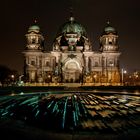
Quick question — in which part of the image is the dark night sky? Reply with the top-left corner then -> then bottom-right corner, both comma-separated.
0,0 -> 140,74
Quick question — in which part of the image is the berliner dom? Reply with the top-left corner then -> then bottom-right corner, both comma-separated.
23,17 -> 121,85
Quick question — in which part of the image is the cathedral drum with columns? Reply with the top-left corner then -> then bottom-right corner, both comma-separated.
23,16 -> 121,85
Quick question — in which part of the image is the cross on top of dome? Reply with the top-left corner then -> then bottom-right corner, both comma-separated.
28,19 -> 40,33
102,21 -> 117,35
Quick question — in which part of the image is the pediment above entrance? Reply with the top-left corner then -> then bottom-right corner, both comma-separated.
62,58 -> 82,72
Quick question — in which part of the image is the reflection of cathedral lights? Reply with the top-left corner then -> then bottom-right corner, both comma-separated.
23,17 -> 121,86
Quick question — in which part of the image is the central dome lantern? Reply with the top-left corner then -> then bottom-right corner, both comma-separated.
57,16 -> 87,37
53,16 -> 90,52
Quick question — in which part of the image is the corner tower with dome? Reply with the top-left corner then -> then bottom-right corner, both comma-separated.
23,17 -> 121,85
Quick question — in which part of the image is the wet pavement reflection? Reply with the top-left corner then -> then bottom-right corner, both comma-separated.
0,91 -> 140,134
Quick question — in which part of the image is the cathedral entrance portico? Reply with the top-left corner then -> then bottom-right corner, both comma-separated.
62,59 -> 82,83
63,70 -> 81,83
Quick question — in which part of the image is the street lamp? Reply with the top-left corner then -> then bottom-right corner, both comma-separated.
11,75 -> 14,79
121,68 -> 127,85
11,75 -> 15,86
93,74 -> 97,85
18,75 -> 24,86
48,75 -> 51,85
19,75 -> 24,81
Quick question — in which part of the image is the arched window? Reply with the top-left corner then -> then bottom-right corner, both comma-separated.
32,38 -> 36,44
31,36 -> 36,44
46,61 -> 50,67
95,62 -> 98,67
109,61 -> 114,66
39,60 -> 42,67
31,60 -> 35,66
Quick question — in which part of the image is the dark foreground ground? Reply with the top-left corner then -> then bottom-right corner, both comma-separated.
0,119 -> 140,140
0,86 -> 140,140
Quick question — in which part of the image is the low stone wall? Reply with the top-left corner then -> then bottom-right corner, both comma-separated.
0,85 -> 139,95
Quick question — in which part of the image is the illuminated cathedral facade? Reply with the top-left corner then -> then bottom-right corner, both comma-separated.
23,16 -> 121,85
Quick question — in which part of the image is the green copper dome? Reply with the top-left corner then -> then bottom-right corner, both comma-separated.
28,25 -> 40,33
103,21 -> 117,35
57,17 -> 87,36
104,26 -> 115,32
